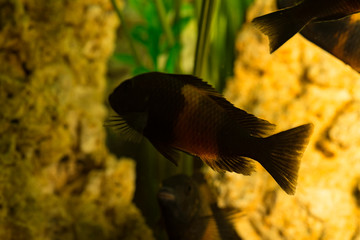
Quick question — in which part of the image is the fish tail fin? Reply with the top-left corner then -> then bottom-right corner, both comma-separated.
252,6 -> 310,53
257,123 -> 313,194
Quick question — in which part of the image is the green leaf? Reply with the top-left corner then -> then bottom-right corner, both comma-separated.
164,42 -> 181,73
163,0 -> 173,12
132,66 -> 151,75
172,16 -> 192,37
131,25 -> 149,46
147,26 -> 162,69
112,53 -> 136,65
128,0 -> 148,17
144,2 -> 161,29
180,2 -> 194,16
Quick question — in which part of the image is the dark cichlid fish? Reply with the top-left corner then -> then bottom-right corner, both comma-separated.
278,0 -> 360,72
252,0 -> 360,53
157,174 -> 241,240
108,72 -> 313,194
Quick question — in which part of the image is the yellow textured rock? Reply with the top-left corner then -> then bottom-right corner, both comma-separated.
0,0 -> 154,239
204,0 -> 360,239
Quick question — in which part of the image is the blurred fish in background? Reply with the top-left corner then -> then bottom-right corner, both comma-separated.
157,173 -> 242,240
252,0 -> 360,53
277,0 -> 360,73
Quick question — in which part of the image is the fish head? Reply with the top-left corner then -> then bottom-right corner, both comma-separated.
158,174 -> 201,224
107,77 -> 151,138
109,78 -> 150,116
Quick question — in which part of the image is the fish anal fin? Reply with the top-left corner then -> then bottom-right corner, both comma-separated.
204,156 -> 256,176
151,141 -> 181,166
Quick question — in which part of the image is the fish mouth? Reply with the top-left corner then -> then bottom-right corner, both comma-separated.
158,187 -> 176,201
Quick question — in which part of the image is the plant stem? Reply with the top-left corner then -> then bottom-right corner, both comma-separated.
154,0 -> 175,47
193,0 -> 216,77
110,0 -> 142,66
174,0 -> 181,36
174,0 -> 182,73
194,0 -> 202,20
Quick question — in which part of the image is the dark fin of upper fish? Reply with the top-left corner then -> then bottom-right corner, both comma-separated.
277,0 -> 360,73
104,115 -> 143,142
252,4 -> 311,53
151,141 -> 181,166
173,74 -> 275,137
277,0 -> 357,22
257,123 -> 313,194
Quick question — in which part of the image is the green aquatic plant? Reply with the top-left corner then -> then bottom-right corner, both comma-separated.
111,0 -> 193,74
110,0 -> 253,88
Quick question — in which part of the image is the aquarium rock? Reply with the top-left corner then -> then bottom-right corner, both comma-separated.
203,0 -> 360,239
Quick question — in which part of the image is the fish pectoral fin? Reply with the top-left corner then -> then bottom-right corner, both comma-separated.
104,115 -> 144,142
151,141 -> 181,166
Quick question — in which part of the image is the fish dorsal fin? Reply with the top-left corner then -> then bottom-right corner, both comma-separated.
173,74 -> 275,137
172,74 -> 222,97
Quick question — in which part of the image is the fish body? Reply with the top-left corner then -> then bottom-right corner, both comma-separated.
108,72 -> 313,194
278,0 -> 360,72
157,174 -> 241,240
252,0 -> 360,53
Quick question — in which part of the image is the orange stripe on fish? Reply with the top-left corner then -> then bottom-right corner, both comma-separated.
331,30 -> 350,62
172,84 -> 221,161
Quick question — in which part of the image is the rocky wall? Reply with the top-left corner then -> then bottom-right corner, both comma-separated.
204,0 -> 360,239
0,1 -> 153,239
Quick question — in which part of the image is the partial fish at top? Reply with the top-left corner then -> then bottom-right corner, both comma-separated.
276,0 -> 360,73
252,0 -> 360,53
